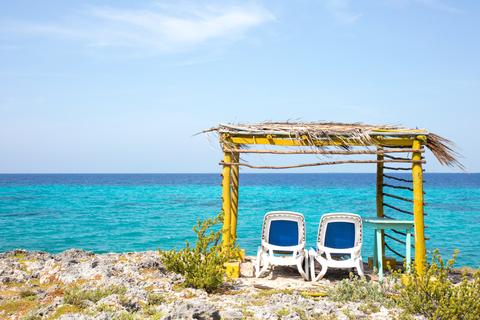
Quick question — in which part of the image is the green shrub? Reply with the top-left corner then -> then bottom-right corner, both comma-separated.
276,308 -> 290,317
49,304 -> 83,319
395,249 -> 480,320
96,303 -> 116,312
146,293 -> 165,305
328,273 -> 393,307
63,285 -> 126,308
19,289 -> 37,300
116,311 -> 136,320
160,212 -> 237,293
358,301 -> 380,314
341,308 -> 356,320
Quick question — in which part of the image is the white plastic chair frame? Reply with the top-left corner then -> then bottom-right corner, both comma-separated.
255,211 -> 309,280
309,213 -> 364,281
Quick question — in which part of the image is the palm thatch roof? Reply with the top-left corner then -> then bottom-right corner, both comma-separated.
204,122 -> 462,168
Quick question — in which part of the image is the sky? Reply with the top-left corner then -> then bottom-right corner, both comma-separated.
0,0 -> 478,173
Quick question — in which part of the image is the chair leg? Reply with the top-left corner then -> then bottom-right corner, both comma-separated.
310,257 -> 316,281
296,255 -> 308,280
304,250 -> 310,281
316,260 -> 328,280
255,249 -> 261,277
255,249 -> 269,278
356,258 -> 365,278
257,258 -> 270,278
309,250 -> 318,281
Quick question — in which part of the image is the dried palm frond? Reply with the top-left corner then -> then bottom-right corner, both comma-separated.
203,121 -> 462,169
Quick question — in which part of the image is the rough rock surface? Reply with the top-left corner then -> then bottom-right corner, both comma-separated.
0,249 -> 407,319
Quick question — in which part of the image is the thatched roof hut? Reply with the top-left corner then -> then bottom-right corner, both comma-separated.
204,122 -> 461,168
204,121 -> 462,277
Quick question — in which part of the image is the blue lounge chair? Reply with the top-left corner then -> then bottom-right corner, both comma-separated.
255,211 -> 309,280
309,213 -> 364,281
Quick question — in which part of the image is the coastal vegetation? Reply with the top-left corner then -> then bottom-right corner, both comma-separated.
327,275 -> 393,308
159,213 -> 480,319
318,250 -> 480,320
394,250 -> 480,320
153,214 -> 480,319
160,212 -> 240,293
63,285 -> 127,308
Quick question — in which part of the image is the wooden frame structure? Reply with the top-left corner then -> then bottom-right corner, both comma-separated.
205,122 -> 461,274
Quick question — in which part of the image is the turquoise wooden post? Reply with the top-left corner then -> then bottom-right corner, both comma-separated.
406,227 -> 412,273
376,228 -> 383,280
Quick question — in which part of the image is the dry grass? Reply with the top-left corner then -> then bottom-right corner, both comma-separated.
0,298 -> 38,318
49,304 -> 83,319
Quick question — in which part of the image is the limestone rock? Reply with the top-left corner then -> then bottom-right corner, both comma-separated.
163,300 -> 221,320
240,260 -> 255,278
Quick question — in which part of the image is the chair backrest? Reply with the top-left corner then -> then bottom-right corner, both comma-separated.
317,213 -> 362,249
262,211 -> 305,247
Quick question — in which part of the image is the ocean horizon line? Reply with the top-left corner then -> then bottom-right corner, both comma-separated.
0,172 -> 478,175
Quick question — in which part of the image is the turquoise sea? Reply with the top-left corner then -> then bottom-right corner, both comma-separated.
0,174 -> 479,267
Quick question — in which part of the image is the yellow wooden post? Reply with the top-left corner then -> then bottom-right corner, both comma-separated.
221,151 -> 232,248
230,152 -> 240,243
412,138 -> 426,274
376,147 -> 385,260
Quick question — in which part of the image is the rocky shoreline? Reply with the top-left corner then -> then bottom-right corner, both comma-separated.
0,249 -> 414,319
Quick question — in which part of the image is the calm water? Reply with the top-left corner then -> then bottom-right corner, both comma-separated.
0,174 -> 479,267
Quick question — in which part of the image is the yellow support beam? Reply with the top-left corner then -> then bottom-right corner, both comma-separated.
227,136 -> 415,148
376,147 -> 385,260
224,261 -> 240,278
412,139 -> 426,274
221,152 -> 232,248
230,152 -> 240,242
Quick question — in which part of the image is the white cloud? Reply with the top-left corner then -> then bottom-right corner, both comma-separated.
3,2 -> 275,54
324,0 -> 362,24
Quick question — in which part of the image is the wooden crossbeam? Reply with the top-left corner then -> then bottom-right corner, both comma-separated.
220,159 -> 425,170
223,148 -> 424,155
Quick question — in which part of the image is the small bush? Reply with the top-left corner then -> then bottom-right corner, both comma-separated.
276,308 -> 290,317
49,304 -> 83,319
394,249 -> 480,320
147,293 -> 166,305
328,273 -> 393,307
116,311 -> 136,320
358,301 -> 380,314
342,308 -> 356,320
96,303 -> 116,312
293,307 -> 307,320
119,293 -> 139,312
19,289 -> 37,300
160,212 -> 238,293
63,285 -> 126,308
143,308 -> 165,320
